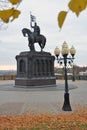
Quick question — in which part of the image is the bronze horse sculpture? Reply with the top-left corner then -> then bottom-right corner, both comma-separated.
22,28 -> 46,51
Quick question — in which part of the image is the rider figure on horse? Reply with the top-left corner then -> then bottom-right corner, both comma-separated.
22,13 -> 46,51
30,21 -> 40,37
30,13 -> 40,37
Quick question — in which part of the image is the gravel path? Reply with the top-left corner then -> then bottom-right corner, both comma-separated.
0,80 -> 87,115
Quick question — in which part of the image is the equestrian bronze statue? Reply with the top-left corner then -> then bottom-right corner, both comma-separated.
22,13 -> 46,51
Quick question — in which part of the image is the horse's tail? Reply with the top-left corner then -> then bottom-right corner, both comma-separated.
41,35 -> 46,48
22,28 -> 31,37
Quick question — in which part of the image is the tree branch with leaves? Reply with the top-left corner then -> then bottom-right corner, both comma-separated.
0,0 -> 22,27
58,0 -> 87,29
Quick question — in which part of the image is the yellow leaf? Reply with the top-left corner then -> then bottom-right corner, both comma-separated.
11,9 -> 21,21
57,11 -> 67,28
68,0 -> 87,16
84,0 -> 87,5
1,18 -> 9,23
0,8 -> 21,23
0,8 -> 14,23
9,0 -> 21,5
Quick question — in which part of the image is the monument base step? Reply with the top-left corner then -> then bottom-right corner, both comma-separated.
15,77 -> 56,87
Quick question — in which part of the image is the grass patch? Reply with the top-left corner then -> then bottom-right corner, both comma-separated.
1,123 -> 87,130
31,121 -> 81,130
80,124 -> 87,129
0,108 -> 87,130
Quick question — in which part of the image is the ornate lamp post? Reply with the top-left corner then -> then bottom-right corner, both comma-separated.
72,63 -> 75,81
54,41 -> 76,111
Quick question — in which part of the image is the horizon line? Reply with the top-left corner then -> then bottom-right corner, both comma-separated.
0,65 -> 16,70
0,64 -> 87,71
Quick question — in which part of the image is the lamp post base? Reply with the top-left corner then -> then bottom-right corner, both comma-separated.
62,93 -> 72,111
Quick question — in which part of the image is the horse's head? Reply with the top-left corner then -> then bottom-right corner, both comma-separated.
22,28 -> 31,37
22,29 -> 26,37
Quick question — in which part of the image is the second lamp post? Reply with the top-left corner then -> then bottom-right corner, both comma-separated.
54,41 -> 76,111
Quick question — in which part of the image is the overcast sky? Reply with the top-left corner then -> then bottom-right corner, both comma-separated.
0,0 -> 87,70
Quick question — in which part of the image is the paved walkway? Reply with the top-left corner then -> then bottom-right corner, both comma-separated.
0,80 -> 87,115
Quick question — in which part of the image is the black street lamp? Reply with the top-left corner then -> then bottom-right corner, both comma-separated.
54,41 -> 76,111
72,63 -> 75,81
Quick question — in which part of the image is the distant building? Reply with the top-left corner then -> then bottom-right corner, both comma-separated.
79,70 -> 87,76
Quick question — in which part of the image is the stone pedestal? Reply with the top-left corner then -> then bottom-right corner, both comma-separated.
15,51 -> 56,87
